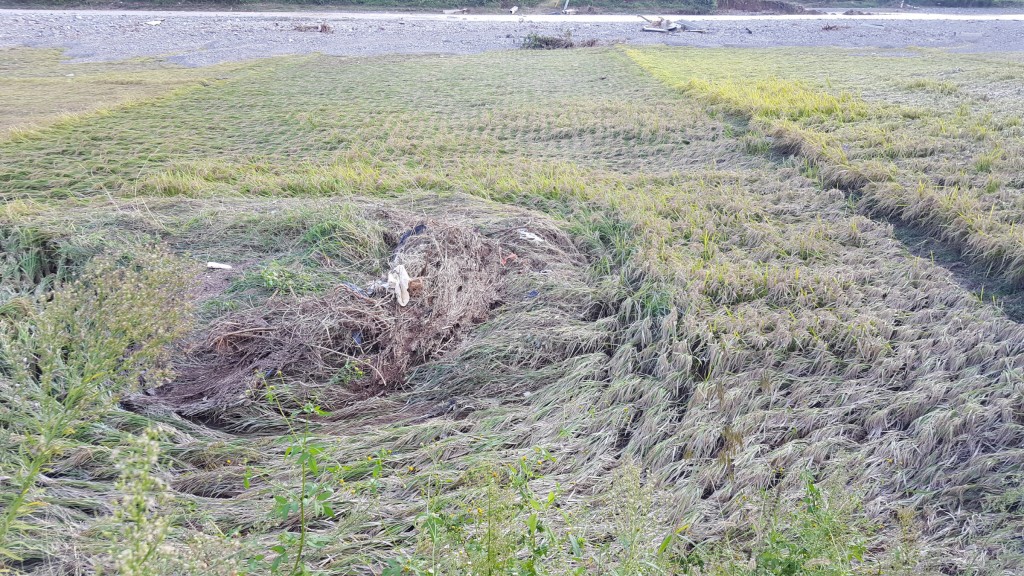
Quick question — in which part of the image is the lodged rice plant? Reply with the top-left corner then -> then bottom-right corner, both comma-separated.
1,46 -> 1022,575
626,46 -> 1024,292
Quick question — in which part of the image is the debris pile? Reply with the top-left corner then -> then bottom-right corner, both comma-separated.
130,211 -> 577,418
522,31 -> 597,49
638,15 -> 706,34
293,22 -> 333,33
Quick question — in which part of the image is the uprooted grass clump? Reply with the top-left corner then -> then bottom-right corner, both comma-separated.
1,46 -> 1023,575
522,31 -> 598,50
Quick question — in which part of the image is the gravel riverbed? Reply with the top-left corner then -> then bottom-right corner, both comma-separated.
1,8 -> 1022,65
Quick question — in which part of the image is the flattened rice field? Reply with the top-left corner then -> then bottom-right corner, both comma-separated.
1,45 -> 1023,575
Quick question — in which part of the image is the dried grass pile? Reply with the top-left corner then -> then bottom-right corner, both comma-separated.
132,206 -> 582,421
521,32 -> 598,50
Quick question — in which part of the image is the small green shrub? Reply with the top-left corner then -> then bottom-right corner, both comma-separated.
232,260 -> 318,295
249,389 -> 342,576
522,32 -> 597,50
108,428 -> 174,576
0,225 -> 81,297
0,248 -> 192,560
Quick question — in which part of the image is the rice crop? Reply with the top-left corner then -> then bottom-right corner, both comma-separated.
1,46 -> 1023,575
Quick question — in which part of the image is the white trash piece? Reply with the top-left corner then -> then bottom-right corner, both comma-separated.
517,228 -> 545,245
387,264 -> 411,307
144,20 -> 163,26
206,262 -> 233,270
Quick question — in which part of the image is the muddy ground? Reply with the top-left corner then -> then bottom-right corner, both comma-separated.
1,8 -> 1022,64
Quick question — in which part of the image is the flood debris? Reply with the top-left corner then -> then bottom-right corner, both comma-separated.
639,15 -> 666,27
342,226 -> 426,306
522,31 -> 597,49
396,223 -> 427,248
341,281 -> 370,297
638,15 -> 706,33
517,229 -> 545,245
130,209 -> 578,418
293,22 -> 333,33
387,264 -> 412,307
642,24 -> 679,33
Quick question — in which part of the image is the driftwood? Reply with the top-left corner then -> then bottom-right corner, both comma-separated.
638,15 -> 706,33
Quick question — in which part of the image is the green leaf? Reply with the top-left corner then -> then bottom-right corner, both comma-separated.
381,559 -> 405,576
657,532 -> 675,556
570,535 -> 584,558
527,513 -> 539,533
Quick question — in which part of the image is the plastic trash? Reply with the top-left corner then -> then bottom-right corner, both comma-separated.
342,282 -> 370,297
388,265 -> 411,307
207,262 -> 232,270
365,279 -> 389,295
500,250 -> 518,266
397,223 -> 427,249
517,229 -> 545,245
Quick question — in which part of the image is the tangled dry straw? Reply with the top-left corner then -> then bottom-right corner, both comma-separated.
132,207 -> 581,422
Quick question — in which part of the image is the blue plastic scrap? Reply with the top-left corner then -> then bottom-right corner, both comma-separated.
397,223 -> 428,249
342,282 -> 370,297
